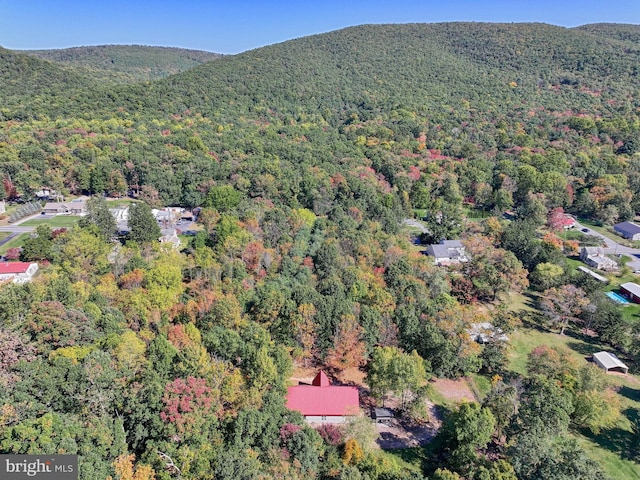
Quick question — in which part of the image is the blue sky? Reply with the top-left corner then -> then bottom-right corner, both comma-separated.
2,0 -> 639,54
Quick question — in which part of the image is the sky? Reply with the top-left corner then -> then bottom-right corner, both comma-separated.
2,0 -> 640,54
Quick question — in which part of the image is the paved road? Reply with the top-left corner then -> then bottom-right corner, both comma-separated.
0,232 -> 19,246
403,218 -> 429,234
574,221 -> 640,271
0,212 -> 46,235
0,226 -> 34,233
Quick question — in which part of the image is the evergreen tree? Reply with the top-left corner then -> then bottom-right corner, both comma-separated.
127,202 -> 160,244
80,197 -> 117,241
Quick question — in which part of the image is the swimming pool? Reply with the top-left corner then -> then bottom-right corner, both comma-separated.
606,291 -> 631,305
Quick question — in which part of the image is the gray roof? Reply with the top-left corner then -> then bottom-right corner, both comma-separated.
427,240 -> 465,259
593,351 -> 628,372
614,221 -> 640,236
373,408 -> 394,418
621,282 -> 640,297
577,266 -> 608,283
582,246 -> 603,256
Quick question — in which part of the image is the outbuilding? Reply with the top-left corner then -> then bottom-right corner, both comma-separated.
620,282 -> 640,303
372,407 -> 394,423
614,221 -> 640,241
592,351 -> 629,374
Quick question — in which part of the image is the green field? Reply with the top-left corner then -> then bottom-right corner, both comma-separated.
20,216 -> 81,227
508,327 -> 640,478
0,233 -> 29,255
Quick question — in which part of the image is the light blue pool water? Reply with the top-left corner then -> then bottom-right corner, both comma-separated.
606,291 -> 631,305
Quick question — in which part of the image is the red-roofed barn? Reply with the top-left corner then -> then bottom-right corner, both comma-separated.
286,371 -> 359,423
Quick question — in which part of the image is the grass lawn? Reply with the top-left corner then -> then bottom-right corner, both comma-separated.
106,198 -> 139,207
412,209 -> 427,219
0,233 -> 29,255
499,290 -> 537,313
20,216 -> 81,228
379,448 -> 425,474
0,232 -> 10,241
579,218 -> 631,246
508,326 -> 640,478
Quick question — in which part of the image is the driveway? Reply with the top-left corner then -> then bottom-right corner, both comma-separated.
574,221 -> 640,271
402,218 -> 429,234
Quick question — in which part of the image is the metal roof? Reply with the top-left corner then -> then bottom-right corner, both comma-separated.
614,221 -> 640,236
577,266 -> 608,283
593,351 -> 628,372
286,371 -> 359,417
621,282 -> 640,297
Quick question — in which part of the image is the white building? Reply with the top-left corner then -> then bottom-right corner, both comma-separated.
0,262 -> 39,284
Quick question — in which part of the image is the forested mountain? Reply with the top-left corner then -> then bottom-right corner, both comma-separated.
575,22 -> 640,44
1,22 -> 639,480
0,46 -> 98,119
21,45 -> 222,82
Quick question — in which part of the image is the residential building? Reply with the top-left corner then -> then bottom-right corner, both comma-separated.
43,197 -> 88,216
614,221 -> 640,241
0,262 -> 39,284
425,240 -> 468,266
286,371 -> 359,423
557,215 -> 576,229
579,246 -> 618,272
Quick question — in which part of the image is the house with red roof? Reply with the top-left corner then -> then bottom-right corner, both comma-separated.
0,262 -> 39,284
286,371 -> 359,423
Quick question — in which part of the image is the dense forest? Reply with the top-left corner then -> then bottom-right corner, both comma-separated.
0,22 -> 640,479
23,45 -> 222,83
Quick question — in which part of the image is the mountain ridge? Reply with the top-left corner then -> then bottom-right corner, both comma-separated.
13,44 -> 222,83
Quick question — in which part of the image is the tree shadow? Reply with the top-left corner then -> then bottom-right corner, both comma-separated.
580,407 -> 639,461
566,341 -> 600,359
618,385 -> 640,403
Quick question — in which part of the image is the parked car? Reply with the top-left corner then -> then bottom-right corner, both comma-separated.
582,228 -> 589,233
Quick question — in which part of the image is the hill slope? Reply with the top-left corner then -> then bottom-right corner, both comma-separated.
122,22 -> 640,122
0,46 -> 98,120
3,23 -> 640,121
20,45 -> 222,82
574,23 -> 640,44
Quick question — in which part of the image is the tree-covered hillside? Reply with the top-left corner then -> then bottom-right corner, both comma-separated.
22,45 -> 222,83
1,22 -> 640,480
575,22 -> 640,44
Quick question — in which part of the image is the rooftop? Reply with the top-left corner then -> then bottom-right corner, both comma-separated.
0,262 -> 35,274
621,282 -> 640,297
593,351 -> 629,372
286,371 -> 359,417
614,221 -> 640,235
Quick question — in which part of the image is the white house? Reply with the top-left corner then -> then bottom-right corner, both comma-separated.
425,240 -> 468,266
579,247 -> 618,272
0,262 -> 39,284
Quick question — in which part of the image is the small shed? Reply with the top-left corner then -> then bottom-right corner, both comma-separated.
592,351 -> 629,374
372,408 -> 394,423
620,282 -> 640,303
